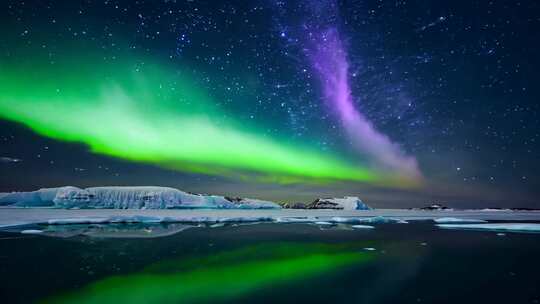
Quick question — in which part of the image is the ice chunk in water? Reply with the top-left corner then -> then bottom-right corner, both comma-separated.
352,225 -> 375,229
314,221 -> 334,225
20,229 -> 43,234
437,223 -> 540,233
434,217 -> 487,223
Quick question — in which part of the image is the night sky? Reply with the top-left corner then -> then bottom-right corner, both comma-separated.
1,0 -> 539,208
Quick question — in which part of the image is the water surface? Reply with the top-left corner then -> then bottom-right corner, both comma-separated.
1,221 -> 539,303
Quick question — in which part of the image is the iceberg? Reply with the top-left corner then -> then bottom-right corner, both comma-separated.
0,186 -> 77,207
308,196 -> 371,210
0,186 -> 281,210
437,223 -> 540,233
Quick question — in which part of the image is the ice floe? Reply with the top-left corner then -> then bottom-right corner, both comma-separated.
275,217 -> 316,223
437,223 -> 540,233
434,217 -> 487,223
314,221 -> 334,225
20,229 -> 43,234
352,225 -> 375,229
331,216 -> 406,224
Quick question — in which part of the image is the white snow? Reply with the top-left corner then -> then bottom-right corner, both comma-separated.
434,217 -> 487,223
437,223 -> 540,233
1,186 -> 281,210
352,225 -> 375,229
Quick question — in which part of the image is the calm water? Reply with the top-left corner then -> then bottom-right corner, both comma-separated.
1,221 -> 539,303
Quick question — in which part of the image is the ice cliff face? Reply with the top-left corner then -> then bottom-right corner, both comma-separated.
307,196 -> 371,210
0,186 -> 281,209
0,187 -> 76,207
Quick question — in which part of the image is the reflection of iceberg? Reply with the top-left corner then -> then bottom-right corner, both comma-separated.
38,223 -> 197,238
0,186 -> 280,209
437,223 -> 540,233
44,215 -> 273,225
43,242 -> 375,304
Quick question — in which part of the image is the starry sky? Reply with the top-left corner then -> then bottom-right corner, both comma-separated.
1,0 -> 539,208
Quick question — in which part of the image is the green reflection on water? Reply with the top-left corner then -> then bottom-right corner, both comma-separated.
43,242 -> 374,304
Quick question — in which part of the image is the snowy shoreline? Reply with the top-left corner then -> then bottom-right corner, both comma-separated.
1,208 -> 540,228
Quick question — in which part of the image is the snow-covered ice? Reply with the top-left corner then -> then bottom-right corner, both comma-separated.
275,217 -> 316,223
331,216 -> 405,224
434,217 -> 487,223
1,208 -> 540,229
437,223 -> 540,233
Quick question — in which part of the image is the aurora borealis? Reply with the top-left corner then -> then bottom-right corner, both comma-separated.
306,27 -> 421,180
0,59 -> 378,184
1,0 -> 539,207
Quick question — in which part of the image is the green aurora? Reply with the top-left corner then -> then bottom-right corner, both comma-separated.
43,242 -> 375,304
0,59 -> 383,184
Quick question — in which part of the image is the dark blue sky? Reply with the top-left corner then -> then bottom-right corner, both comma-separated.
1,0 -> 539,208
